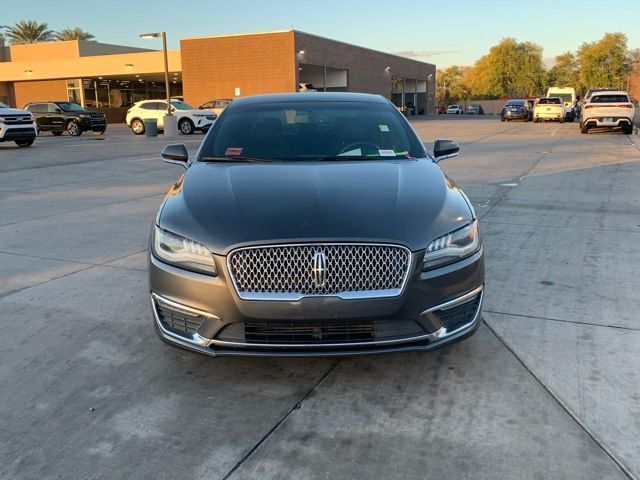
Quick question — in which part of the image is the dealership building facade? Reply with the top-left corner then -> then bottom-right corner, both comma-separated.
0,30 -> 435,121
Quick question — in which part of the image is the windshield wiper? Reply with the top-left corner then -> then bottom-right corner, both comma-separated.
317,156 -> 378,161
200,156 -> 273,163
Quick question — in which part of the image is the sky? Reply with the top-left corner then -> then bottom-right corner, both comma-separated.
2,0 -> 639,68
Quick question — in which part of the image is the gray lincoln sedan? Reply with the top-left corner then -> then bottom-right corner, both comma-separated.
149,92 -> 484,357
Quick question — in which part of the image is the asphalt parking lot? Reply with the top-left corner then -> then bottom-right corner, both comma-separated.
1,118 -> 639,480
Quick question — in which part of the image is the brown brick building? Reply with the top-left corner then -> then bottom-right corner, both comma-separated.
0,30 -> 435,120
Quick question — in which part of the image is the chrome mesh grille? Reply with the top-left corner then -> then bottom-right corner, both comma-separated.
228,244 -> 411,299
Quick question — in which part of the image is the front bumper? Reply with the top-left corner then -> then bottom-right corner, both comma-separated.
149,247 -> 485,357
0,123 -> 37,142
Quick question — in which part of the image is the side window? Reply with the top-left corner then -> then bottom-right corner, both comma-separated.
47,103 -> 60,113
201,102 -> 213,109
139,102 -> 152,110
25,104 -> 35,112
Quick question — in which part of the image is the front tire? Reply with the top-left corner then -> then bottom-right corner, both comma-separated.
581,123 -> 589,134
15,139 -> 34,147
623,124 -> 633,135
130,119 -> 145,135
179,118 -> 195,134
67,120 -> 82,136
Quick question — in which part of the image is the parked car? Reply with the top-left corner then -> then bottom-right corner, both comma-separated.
24,101 -> 107,136
446,104 -> 464,114
501,99 -> 531,121
126,99 -> 216,135
465,104 -> 484,115
547,87 -> 576,121
149,92 -> 484,357
435,105 -> 446,115
580,90 -> 635,134
199,99 -> 233,116
0,101 -> 37,147
533,97 -> 565,123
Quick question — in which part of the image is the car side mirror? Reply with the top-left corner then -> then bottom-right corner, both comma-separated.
162,144 -> 189,168
433,138 -> 460,163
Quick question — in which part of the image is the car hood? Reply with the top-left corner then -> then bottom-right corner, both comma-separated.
0,107 -> 31,116
159,159 -> 473,255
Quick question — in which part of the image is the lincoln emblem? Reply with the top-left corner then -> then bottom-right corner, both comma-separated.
312,251 -> 328,287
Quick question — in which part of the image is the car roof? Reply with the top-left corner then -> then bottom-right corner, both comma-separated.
230,92 -> 388,106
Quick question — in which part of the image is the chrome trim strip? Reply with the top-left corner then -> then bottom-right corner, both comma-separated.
422,285 -> 484,313
225,242 -> 413,302
211,329 -> 444,349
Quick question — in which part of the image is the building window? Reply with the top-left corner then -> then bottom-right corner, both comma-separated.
298,64 -> 348,92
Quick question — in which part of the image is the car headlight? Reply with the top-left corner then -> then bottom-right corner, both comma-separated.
423,220 -> 480,271
152,225 -> 217,275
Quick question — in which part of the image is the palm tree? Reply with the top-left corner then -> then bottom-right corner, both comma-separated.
55,27 -> 95,41
0,20 -> 55,44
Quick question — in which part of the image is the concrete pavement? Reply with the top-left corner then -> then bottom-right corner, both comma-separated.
0,121 -> 638,479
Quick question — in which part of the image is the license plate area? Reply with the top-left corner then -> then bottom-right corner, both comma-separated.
603,117 -> 613,123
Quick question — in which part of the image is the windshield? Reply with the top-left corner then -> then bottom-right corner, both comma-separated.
199,100 -> 425,161
538,98 -> 561,105
170,100 -> 194,110
0,102 -> 8,108
506,100 -> 524,106
549,93 -> 572,104
57,102 -> 84,112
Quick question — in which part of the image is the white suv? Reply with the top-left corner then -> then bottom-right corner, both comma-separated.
580,91 -> 635,134
446,105 -> 464,114
0,102 -> 37,147
126,99 -> 216,135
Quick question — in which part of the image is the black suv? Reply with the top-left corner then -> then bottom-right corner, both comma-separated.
24,101 -> 107,136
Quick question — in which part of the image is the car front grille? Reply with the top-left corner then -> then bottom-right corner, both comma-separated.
227,244 -> 411,300
433,293 -> 481,332
0,116 -> 33,125
216,318 -> 424,346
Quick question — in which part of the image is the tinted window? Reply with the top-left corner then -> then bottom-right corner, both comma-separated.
170,100 -> 194,110
506,100 -> 525,106
56,102 -> 84,112
538,98 -> 561,105
140,102 -> 161,110
591,94 -> 629,103
199,100 -> 425,161
48,103 -> 61,113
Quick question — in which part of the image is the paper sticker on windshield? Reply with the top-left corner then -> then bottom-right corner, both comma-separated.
225,147 -> 243,156
378,149 -> 395,157
378,124 -> 390,132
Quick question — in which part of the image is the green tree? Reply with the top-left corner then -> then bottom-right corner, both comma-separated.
436,65 -> 471,103
55,27 -> 95,41
548,51 -> 579,90
467,38 -> 546,98
577,32 -> 629,90
0,20 -> 54,44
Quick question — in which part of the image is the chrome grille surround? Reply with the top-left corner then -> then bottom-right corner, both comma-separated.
227,243 -> 412,301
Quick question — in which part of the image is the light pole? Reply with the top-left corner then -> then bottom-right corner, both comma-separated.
140,31 -> 171,116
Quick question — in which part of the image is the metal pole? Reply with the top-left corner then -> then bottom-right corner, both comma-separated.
162,32 -> 171,116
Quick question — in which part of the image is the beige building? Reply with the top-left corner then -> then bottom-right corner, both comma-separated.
0,30 -> 435,121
